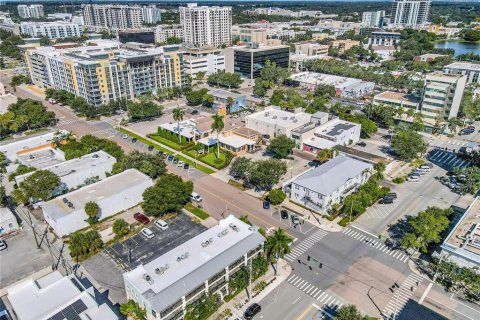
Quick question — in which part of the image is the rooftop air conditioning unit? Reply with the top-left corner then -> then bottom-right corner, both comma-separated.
282,117 -> 288,120
143,274 -> 154,284
272,116 -> 277,119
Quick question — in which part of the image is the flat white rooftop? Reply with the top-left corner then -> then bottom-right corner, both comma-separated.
160,119 -> 201,139
315,118 -> 359,138
246,107 -> 311,128
17,146 -> 66,169
124,215 -> 265,313
0,130 -> 61,162
445,61 -> 480,71
291,71 -> 367,90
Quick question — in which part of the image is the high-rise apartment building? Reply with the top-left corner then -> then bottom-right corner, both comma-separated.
18,4 -> 44,19
361,10 -> 385,28
391,0 -> 431,28
24,41 -> 184,107
420,72 -> 467,122
20,21 -> 82,39
82,4 -> 158,31
179,3 -> 232,48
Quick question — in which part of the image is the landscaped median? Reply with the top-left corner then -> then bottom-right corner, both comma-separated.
184,203 -> 210,220
117,127 -> 215,174
185,146 -> 233,170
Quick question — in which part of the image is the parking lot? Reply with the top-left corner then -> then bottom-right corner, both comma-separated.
104,213 -> 206,271
427,148 -> 470,171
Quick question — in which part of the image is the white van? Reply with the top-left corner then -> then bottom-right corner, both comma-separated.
154,219 -> 168,230
190,192 -> 203,202
408,175 -> 420,182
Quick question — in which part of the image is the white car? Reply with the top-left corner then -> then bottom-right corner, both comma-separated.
177,160 -> 184,167
417,167 -> 430,172
141,228 -> 154,239
408,175 -> 420,182
122,134 -> 129,139
154,219 -> 168,230
190,192 -> 203,202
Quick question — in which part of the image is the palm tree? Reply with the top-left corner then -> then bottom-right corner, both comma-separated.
172,107 -> 185,143
120,300 -> 146,320
406,108 -> 415,119
226,96 -> 234,113
265,228 -> 292,275
396,107 -> 405,119
211,114 -> 224,159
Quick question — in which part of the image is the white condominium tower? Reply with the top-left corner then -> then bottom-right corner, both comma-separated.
82,4 -> 158,31
180,3 -> 232,48
391,0 -> 431,28
18,4 -> 44,19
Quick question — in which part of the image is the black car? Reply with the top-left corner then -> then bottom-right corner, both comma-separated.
190,109 -> 199,115
184,163 -> 189,170
280,210 -> 288,220
131,138 -> 137,143
244,303 -> 261,319
379,197 -> 394,204
385,192 -> 397,199
356,141 -> 367,147
167,155 -> 174,161
173,157 -> 179,164
148,145 -> 154,151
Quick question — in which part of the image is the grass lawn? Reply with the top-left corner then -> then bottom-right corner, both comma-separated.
24,128 -> 49,136
187,149 -> 230,169
148,133 -> 184,151
185,203 -> 209,220
119,128 -> 215,174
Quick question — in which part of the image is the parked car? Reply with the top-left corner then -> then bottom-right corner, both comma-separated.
417,167 -> 430,172
141,228 -> 154,239
131,138 -> 137,143
197,149 -> 204,155
408,175 -> 420,182
291,215 -> 300,225
419,165 -> 431,170
412,170 -> 426,176
424,163 -> 433,168
154,219 -> 168,230
280,210 -> 289,220
0,240 -> 7,251
184,163 -> 190,170
173,157 -> 179,164
134,212 -> 150,224
263,201 -> 270,210
379,197 -> 394,204
356,141 -> 367,147
148,145 -> 154,151
167,155 -> 174,161
177,160 -> 184,167
122,134 -> 129,139
385,192 -> 397,199
190,192 -> 203,202
190,109 -> 199,115
244,303 -> 261,320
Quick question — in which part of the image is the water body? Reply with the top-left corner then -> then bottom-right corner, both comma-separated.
434,40 -> 480,57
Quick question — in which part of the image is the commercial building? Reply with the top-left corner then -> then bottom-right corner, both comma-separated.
20,21 -> 82,40
391,0 -> 431,28
209,89 -> 247,114
302,118 -> 361,153
123,215 -> 265,320
373,91 -> 421,112
231,26 -> 268,44
362,10 -> 385,28
283,155 -> 373,213
290,72 -> 374,99
15,151 -> 116,190
443,62 -> 480,84
225,43 -> 290,80
441,197 -> 480,268
7,271 -> 118,320
118,29 -> 155,44
295,43 -> 329,56
16,146 -> 66,169
0,131 -> 65,163
182,47 -> 225,78
426,24 -> 460,38
420,72 -> 467,122
47,13 -> 73,21
142,5 -> 162,25
41,169 -> 153,237
82,4 -> 155,31
25,41 -> 183,106
0,207 -> 20,238
328,39 -> 361,53
315,20 -> 361,37
367,31 -> 401,46
180,3 -> 232,48
245,107 -> 311,138
155,25 -> 183,43
18,4 -> 44,19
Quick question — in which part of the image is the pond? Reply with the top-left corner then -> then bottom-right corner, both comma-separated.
434,40 -> 480,57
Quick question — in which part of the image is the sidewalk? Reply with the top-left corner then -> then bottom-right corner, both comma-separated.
212,259 -> 292,319
282,199 -> 344,233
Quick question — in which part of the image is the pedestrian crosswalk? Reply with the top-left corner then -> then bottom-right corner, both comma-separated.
57,119 -> 79,126
428,149 -> 469,169
342,229 -> 409,263
382,273 -> 423,319
287,275 -> 343,310
428,139 -> 465,148
284,230 -> 328,262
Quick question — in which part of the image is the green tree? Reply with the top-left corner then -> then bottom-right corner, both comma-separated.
84,201 -> 100,224
334,305 -> 368,320
172,107 -> 185,143
211,114 -> 225,159
120,300 -> 146,320
113,219 -> 130,238
9,75 -> 30,91
268,188 -> 286,205
68,230 -> 103,260
267,135 -> 295,159
0,186 -> 6,207
265,228 -> 292,274
128,98 -> 163,121
253,79 -> 268,97
229,157 -> 252,180
462,29 -> 480,42
229,267 -> 250,293
401,207 -> 453,253
0,152 -> 7,167
226,96 -> 234,113
184,294 -> 220,320
247,159 -> 287,190
113,151 -> 166,179
391,129 -> 427,161
239,215 -> 252,225
453,166 -> 480,195
314,83 -> 336,98
251,255 -> 268,279
316,148 -> 336,163
19,170 -> 61,202
186,88 -> 208,106
142,174 -> 193,216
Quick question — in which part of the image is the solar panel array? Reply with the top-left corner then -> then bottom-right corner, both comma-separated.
47,299 -> 88,320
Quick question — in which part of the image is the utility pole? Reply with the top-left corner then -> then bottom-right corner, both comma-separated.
248,258 -> 252,301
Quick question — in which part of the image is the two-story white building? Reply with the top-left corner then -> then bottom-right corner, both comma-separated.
283,155 -> 373,213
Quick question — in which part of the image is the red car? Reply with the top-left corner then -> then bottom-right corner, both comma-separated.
134,212 -> 150,224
